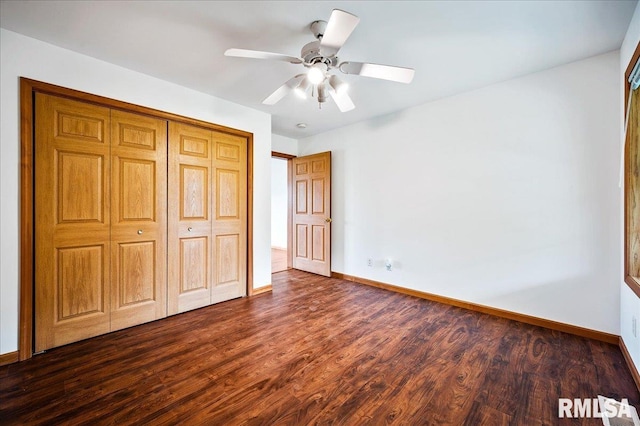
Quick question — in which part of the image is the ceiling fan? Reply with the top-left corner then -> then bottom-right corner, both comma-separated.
224,9 -> 415,112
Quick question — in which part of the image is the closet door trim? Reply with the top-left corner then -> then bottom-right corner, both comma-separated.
19,77 -> 254,361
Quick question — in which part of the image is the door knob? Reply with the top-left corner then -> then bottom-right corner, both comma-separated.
137,230 -> 143,235
187,227 -> 193,232
325,218 -> 332,223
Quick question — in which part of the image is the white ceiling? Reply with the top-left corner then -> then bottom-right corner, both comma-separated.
1,0 -> 636,139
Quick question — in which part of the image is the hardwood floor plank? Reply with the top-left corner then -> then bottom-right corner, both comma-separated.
1,270 -> 638,425
271,247 -> 287,273
464,401 -> 512,426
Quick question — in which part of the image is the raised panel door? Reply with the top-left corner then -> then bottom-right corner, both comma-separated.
292,152 -> 331,276
110,110 -> 167,331
168,122 -> 213,314
211,131 -> 247,304
35,94 -> 112,351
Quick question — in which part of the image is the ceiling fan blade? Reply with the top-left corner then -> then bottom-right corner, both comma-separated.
328,87 -> 355,112
339,62 -> 415,84
225,48 -> 303,64
320,9 -> 360,57
262,75 -> 305,105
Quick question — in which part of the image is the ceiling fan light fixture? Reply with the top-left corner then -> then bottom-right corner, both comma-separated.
317,82 -> 328,104
328,75 -> 348,95
294,78 -> 310,99
307,63 -> 327,85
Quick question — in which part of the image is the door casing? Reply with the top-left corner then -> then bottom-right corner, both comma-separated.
270,151 -> 332,277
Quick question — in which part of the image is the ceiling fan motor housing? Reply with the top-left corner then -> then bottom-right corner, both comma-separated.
302,20 -> 338,67
301,40 -> 336,67
301,40 -> 322,63
301,40 -> 338,68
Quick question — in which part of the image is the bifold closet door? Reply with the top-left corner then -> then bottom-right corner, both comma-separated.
110,110 -> 168,331
211,131 -> 247,304
34,94 -> 168,351
34,91 -> 246,350
167,124 -> 247,311
168,122 -> 214,314
35,94 -> 112,352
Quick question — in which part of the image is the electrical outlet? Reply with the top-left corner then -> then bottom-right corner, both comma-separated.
367,258 -> 373,267
385,259 -> 392,271
633,316 -> 637,338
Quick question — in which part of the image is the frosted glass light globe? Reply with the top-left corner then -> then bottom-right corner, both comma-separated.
307,64 -> 326,84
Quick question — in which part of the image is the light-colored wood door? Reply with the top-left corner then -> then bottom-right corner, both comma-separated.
34,94 -> 112,352
292,152 -> 331,277
168,122 -> 214,314
110,110 -> 168,331
211,131 -> 247,303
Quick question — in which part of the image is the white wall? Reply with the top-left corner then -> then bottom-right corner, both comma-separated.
271,158 -> 288,249
0,29 -> 273,355
272,134 -> 298,156
620,2 -> 640,374
299,51 -> 621,334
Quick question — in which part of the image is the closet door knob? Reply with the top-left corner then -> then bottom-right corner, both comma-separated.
137,230 -> 143,235
187,227 -> 193,232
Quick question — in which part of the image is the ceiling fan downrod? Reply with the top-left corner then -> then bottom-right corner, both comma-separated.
310,20 -> 327,40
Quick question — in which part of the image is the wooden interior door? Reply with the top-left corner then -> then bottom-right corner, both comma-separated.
168,122 -> 213,314
110,110 -> 168,331
211,131 -> 247,303
292,152 -> 331,277
34,94 -> 112,352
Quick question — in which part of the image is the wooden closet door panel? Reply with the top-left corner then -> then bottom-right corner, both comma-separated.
110,110 -> 167,331
168,122 -> 213,314
34,94 -> 111,352
211,131 -> 247,304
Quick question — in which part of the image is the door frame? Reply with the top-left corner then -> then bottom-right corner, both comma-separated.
624,42 -> 640,298
270,151 -> 332,276
271,151 -> 296,270
18,78 -> 254,360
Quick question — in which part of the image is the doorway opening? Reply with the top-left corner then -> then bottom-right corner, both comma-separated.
271,150 -> 332,277
271,153 -> 293,273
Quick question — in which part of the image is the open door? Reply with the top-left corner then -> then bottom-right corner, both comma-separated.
292,152 -> 331,276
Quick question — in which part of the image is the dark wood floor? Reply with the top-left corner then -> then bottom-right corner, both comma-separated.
1,270 -> 638,425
